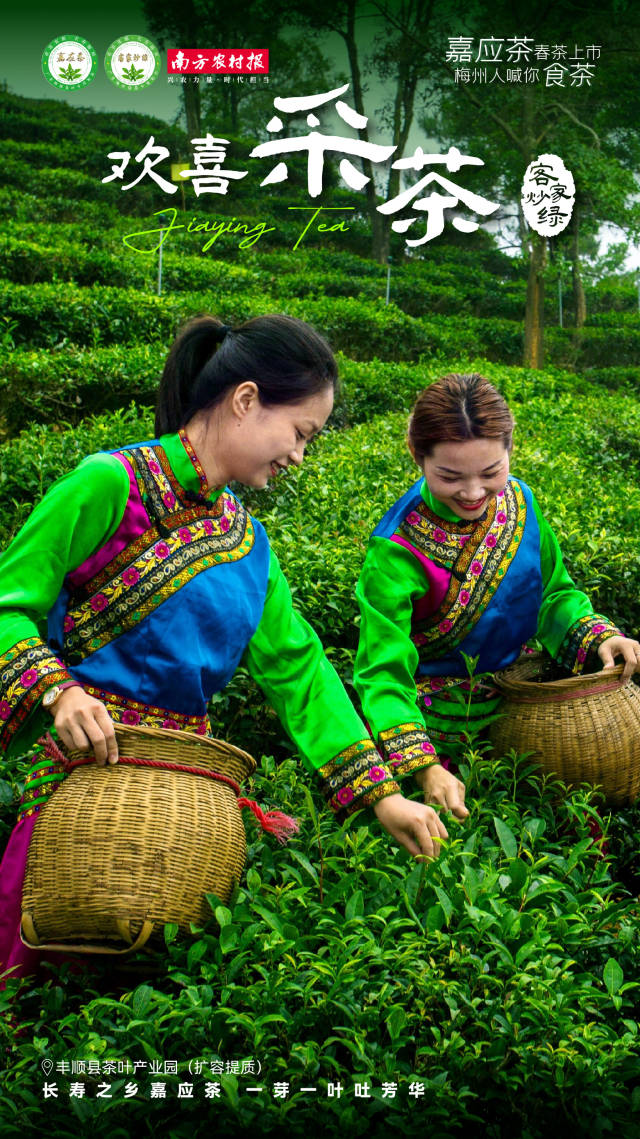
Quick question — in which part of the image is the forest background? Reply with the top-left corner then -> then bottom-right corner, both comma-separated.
2,1 -> 640,1136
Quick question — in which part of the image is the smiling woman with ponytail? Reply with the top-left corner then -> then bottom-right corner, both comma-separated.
0,312 -> 448,981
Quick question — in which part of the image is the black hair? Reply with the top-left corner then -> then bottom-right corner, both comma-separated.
155,314 -> 338,436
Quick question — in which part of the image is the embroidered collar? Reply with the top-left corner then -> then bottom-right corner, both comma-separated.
178,429 -> 213,498
159,431 -> 223,504
399,479 -> 517,568
406,479 -> 528,658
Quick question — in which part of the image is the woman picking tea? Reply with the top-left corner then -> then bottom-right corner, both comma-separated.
0,314 -> 447,980
354,373 -> 640,817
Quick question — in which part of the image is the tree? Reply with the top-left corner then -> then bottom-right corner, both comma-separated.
289,0 -> 448,262
417,0 -> 640,365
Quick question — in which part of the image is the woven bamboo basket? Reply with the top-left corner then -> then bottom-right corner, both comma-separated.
490,654 -> 640,806
21,723 -> 256,954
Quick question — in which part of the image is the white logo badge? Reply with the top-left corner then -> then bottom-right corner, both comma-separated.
42,35 -> 97,90
105,35 -> 160,90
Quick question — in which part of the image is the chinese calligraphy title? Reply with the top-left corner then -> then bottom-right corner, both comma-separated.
102,83 -> 500,250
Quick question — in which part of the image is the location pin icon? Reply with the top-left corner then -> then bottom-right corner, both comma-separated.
41,1059 -> 53,1076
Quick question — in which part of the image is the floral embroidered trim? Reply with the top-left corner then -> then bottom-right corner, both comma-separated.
403,482 -> 526,661
401,503 -> 478,566
127,441 -> 225,520
378,722 -> 439,777
82,685 -> 211,734
416,676 -> 500,716
16,756 -> 66,823
63,506 -> 254,661
0,638 -> 69,751
317,738 -> 399,817
415,675 -> 504,756
179,429 -> 218,499
122,444 -> 223,520
78,496 -> 245,600
126,444 -> 184,518
416,675 -> 499,698
61,444 -> 252,663
557,613 -> 622,675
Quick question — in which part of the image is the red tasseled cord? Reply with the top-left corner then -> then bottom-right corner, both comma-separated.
237,798 -> 300,845
41,733 -> 67,764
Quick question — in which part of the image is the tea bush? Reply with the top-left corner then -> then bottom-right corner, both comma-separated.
582,366 -> 640,391
1,344 -> 598,441
0,343 -> 584,438
8,278 -> 629,370
0,282 -> 259,349
587,280 -> 638,314
0,91 -> 184,157
1,749 -> 640,1138
335,355 -> 588,425
0,406 -> 154,542
0,237 -> 262,295
1,140 -> 71,168
0,223 -> 524,324
0,281 -> 527,363
0,188 -> 122,227
589,312 -> 640,328
0,345 -> 164,430
0,160 -> 118,205
546,326 -> 640,368
2,218 -> 144,250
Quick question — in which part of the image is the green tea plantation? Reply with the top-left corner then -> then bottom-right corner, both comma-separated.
1,90 -> 640,1139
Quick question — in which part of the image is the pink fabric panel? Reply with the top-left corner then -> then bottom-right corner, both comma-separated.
66,454 -> 149,588
0,815 -> 42,982
390,534 -> 451,621
0,816 -> 81,986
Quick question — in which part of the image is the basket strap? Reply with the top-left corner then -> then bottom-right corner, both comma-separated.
64,754 -> 243,793
20,914 -> 155,955
39,733 -> 299,843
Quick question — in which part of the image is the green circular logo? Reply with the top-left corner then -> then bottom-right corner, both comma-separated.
42,35 -> 97,90
105,35 -> 160,90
